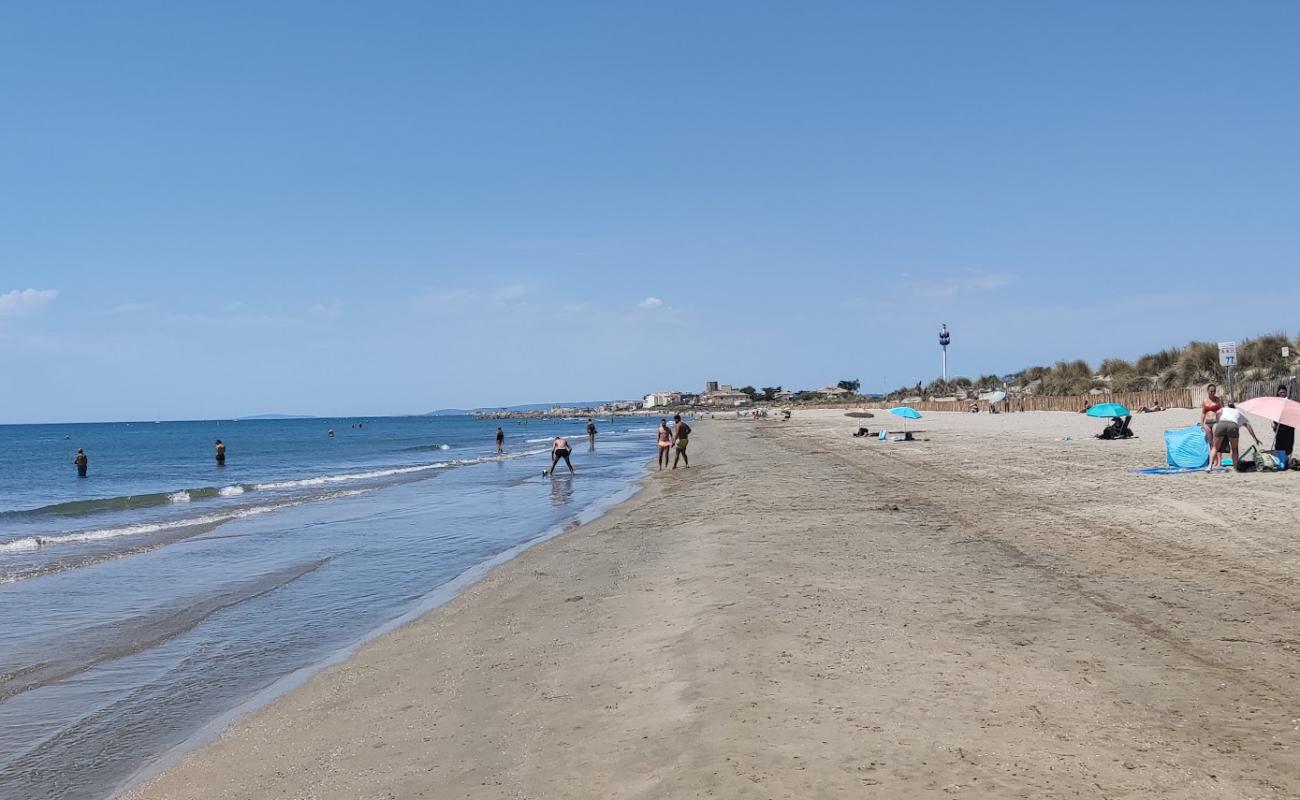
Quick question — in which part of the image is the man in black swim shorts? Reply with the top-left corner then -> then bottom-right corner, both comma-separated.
547,436 -> 574,475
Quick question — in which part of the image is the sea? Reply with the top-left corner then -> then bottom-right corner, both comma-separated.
0,414 -> 660,800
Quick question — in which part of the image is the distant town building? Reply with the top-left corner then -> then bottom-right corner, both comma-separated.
700,382 -> 750,407
774,389 -> 795,401
815,386 -> 851,398
643,391 -> 684,409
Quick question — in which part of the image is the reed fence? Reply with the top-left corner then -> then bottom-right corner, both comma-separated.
879,388 -> 1194,414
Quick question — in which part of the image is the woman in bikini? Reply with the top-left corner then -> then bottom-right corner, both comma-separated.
1201,383 -> 1223,448
656,419 -> 673,470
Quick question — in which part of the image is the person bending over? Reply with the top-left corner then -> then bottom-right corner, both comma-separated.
547,436 -> 574,476
1210,402 -> 1260,472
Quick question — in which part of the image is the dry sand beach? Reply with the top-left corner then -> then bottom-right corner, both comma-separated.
128,409 -> 1300,799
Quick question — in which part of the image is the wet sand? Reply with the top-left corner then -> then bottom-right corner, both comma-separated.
128,409 -> 1300,799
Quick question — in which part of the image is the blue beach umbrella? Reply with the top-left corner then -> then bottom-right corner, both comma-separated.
888,406 -> 922,435
1086,402 -> 1130,419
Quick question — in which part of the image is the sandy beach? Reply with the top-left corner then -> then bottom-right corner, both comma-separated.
127,409 -> 1300,799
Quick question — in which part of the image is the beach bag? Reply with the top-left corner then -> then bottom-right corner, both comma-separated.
1254,449 -> 1282,472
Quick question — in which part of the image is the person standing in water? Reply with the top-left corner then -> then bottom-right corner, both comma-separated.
545,435 -> 574,476
495,427 -> 505,454
656,418 -> 673,470
672,414 -> 692,469
215,439 -> 226,466
586,418 -> 597,448
74,448 -> 88,478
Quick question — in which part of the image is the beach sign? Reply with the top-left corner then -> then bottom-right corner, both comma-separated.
1218,341 -> 1237,367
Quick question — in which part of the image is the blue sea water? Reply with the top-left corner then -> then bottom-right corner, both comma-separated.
0,415 -> 658,800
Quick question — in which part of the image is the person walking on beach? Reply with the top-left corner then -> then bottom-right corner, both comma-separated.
1201,383 -> 1223,446
656,419 -> 673,470
671,414 -> 691,469
1273,384 -> 1294,460
215,439 -> 226,466
545,436 -> 574,476
495,427 -> 505,454
586,418 -> 598,448
74,448 -> 88,478
1209,402 -> 1261,472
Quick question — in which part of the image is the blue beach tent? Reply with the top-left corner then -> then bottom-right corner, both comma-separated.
1164,425 -> 1209,469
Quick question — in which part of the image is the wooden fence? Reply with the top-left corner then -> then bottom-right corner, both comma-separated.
879,388 -> 1194,414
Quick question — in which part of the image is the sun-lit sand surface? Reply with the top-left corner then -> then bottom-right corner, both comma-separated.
129,408 -> 1300,799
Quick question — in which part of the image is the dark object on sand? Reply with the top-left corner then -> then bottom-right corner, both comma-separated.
1096,416 -> 1136,440
845,411 -> 875,419
852,427 -> 871,437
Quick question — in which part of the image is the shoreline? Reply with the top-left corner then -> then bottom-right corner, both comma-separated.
127,411 -> 1300,799
110,468 -> 650,800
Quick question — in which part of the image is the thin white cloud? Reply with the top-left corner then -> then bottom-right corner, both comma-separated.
308,300 -> 342,320
914,272 -> 1011,299
491,284 -> 527,304
104,301 -> 152,315
0,288 -> 58,318
638,296 -> 664,310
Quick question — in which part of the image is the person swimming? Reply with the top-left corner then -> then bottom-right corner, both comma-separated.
215,439 -> 226,466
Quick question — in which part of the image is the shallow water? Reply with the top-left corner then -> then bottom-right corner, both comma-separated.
0,415 -> 656,800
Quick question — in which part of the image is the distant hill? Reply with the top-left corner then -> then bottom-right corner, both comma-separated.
237,413 -> 318,420
427,400 -> 615,416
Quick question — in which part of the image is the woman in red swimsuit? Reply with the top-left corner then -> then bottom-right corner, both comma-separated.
1201,383 -> 1223,446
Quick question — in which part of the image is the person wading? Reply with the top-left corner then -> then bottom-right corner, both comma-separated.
545,436 -> 574,476
74,448 -> 88,478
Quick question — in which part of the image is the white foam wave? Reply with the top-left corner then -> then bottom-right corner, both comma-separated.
253,464 -> 447,491
168,491 -> 192,504
0,490 -> 371,554
0,536 -> 41,554
219,485 -> 246,497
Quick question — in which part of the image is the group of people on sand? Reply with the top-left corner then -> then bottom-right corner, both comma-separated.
656,415 -> 691,471
1199,382 -> 1294,472
533,414 -> 691,477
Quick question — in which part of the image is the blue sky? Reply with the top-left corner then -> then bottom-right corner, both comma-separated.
3,2 -> 1298,422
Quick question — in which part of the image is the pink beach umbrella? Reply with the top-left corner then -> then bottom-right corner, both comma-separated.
1238,396 -> 1300,428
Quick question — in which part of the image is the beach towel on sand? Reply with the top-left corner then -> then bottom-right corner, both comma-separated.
1131,466 -> 1226,475
1164,425 -> 1209,469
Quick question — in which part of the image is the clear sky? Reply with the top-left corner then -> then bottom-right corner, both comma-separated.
3,2 -> 1298,423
